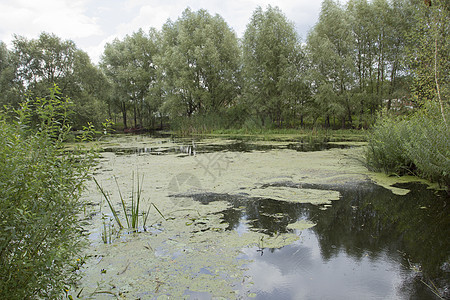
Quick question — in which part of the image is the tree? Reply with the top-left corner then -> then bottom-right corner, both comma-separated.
307,0 -> 355,127
13,33 -> 78,95
69,50 -> 111,127
10,32 -> 108,128
278,43 -> 311,127
159,8 -> 241,118
0,41 -> 21,107
346,0 -> 377,124
102,29 -> 162,129
124,29 -> 160,128
101,29 -> 159,129
407,0 -> 449,122
345,0 -> 411,125
242,5 -> 303,127
101,38 -> 131,128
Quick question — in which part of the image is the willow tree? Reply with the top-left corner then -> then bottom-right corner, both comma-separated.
346,0 -> 412,124
307,0 -> 355,127
407,0 -> 449,123
159,8 -> 241,118
242,6 -> 303,127
0,42 -> 21,107
10,32 -> 108,127
101,29 -> 160,128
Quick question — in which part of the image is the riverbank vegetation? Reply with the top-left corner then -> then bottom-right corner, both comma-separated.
365,0 -> 449,189
0,2 -> 447,168
0,86 -> 96,299
1,0 -> 447,132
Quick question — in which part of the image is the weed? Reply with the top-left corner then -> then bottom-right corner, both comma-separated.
94,173 -> 165,232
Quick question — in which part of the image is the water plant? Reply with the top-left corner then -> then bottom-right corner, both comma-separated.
93,174 -> 165,231
101,217 -> 115,244
365,102 -> 449,189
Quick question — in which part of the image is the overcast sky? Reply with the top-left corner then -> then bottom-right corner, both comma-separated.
0,0 -> 339,64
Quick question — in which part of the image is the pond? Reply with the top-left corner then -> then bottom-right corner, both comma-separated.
76,134 -> 449,299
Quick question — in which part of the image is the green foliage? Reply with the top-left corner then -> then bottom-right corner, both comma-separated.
5,32 -> 109,129
0,2 -> 445,133
367,0 -> 450,189
402,104 -> 450,186
242,5 -> 303,127
0,41 -> 21,107
366,102 -> 450,188
405,0 -> 449,127
169,107 -> 249,135
101,29 -> 161,129
15,84 -> 73,141
159,8 -> 241,118
0,87 -> 96,299
365,114 -> 413,174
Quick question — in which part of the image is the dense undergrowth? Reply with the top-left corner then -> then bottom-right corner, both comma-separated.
366,102 -> 449,189
0,86 -> 96,299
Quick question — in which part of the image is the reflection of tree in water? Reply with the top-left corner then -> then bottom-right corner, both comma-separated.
189,182 -> 449,296
310,182 -> 449,296
310,184 -> 400,261
191,193 -> 308,235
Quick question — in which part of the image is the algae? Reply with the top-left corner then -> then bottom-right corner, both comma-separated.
238,186 -> 340,204
73,135 -> 403,299
366,172 -> 440,195
287,220 -> 316,231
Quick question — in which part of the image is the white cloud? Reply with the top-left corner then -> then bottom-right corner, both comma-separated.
0,0 -> 101,44
115,3 -> 178,38
0,0 -> 340,64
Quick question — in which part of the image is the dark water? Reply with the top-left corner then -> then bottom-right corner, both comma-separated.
101,137 -> 351,156
189,182 -> 450,299
100,135 -> 449,298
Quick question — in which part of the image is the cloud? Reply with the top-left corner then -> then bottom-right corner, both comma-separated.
0,0 -> 102,44
0,0 -> 344,64
115,2 -> 179,38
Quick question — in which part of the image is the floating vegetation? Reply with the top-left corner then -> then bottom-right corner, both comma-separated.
76,135 -> 448,299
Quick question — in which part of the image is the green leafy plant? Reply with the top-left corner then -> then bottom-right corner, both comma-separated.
0,85 -> 96,299
366,102 -> 449,189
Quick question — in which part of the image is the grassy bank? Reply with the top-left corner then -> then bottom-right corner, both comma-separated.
365,102 -> 449,190
167,127 -> 367,142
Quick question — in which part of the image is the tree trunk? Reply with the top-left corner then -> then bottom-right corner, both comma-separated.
133,103 -> 137,128
122,102 -> 128,129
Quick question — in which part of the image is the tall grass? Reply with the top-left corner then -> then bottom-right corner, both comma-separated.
366,102 -> 450,189
94,174 -> 165,232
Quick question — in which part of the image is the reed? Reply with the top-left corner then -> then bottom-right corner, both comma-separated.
93,177 -> 123,229
94,173 -> 165,231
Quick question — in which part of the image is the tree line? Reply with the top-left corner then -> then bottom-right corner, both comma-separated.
0,0 -> 447,131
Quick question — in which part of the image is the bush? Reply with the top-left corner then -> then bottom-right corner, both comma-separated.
366,102 -> 450,189
403,104 -> 450,186
0,86 -> 96,299
365,115 -> 414,175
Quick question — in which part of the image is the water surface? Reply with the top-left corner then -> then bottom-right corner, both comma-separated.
78,135 -> 449,299
190,181 -> 449,299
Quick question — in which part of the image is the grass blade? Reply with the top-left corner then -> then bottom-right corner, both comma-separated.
142,200 -> 152,228
93,177 -> 123,229
114,176 -> 129,228
152,202 -> 166,221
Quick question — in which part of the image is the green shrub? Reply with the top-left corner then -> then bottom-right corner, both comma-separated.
366,102 -> 449,188
0,86 -> 96,299
365,115 -> 413,175
403,104 -> 450,187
